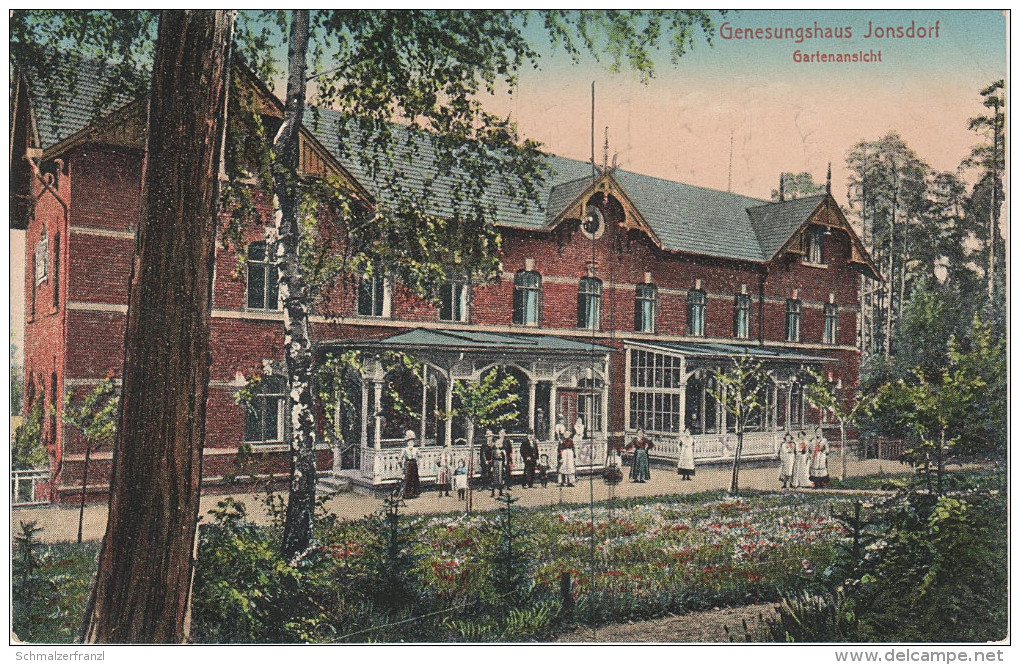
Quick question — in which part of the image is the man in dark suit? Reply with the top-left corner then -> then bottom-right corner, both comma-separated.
520,429 -> 539,488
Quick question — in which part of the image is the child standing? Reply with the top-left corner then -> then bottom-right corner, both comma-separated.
536,454 -> 550,488
453,459 -> 468,500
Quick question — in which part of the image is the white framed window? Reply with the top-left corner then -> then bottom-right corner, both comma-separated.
628,349 -> 685,433
247,241 -> 280,310
513,270 -> 541,325
806,227 -> 825,265
358,269 -> 391,317
635,283 -> 657,332
687,289 -> 706,336
34,230 -> 49,284
785,298 -> 802,342
734,293 -> 751,339
244,375 -> 285,444
577,276 -> 602,329
440,278 -> 469,322
824,303 -> 838,344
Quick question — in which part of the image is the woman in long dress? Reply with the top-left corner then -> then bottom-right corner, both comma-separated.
809,428 -> 830,489
676,428 -> 696,481
778,432 -> 796,489
558,438 -> 576,486
626,430 -> 653,483
490,444 -> 508,497
793,431 -> 811,489
400,430 -> 421,498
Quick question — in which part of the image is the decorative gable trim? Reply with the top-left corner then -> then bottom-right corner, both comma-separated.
771,194 -> 881,280
546,172 -> 662,249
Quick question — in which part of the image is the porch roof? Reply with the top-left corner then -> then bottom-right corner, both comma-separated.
322,328 -> 616,355
624,339 -> 833,363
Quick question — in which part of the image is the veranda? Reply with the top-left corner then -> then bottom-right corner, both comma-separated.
322,330 -> 831,489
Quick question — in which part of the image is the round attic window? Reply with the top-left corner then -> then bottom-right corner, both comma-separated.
582,204 -> 605,239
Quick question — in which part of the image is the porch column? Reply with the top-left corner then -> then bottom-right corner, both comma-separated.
785,382 -> 793,429
717,383 -> 726,432
600,382 -> 609,436
676,355 -> 687,433
373,379 -> 384,450
444,378 -> 454,446
548,383 -> 558,440
360,379 -> 369,448
527,379 -> 537,432
333,394 -> 343,473
770,383 -> 778,430
420,365 -> 428,443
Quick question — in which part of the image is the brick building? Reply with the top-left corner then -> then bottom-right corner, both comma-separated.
12,64 -> 879,502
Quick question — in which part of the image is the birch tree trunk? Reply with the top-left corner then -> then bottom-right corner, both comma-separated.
82,10 -> 233,643
273,10 -> 318,560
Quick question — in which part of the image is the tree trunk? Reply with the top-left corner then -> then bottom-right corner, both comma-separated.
77,442 -> 92,544
840,422 -> 847,482
276,10 -> 318,560
729,427 -> 743,494
465,419 -> 475,514
82,10 -> 233,643
883,167 -> 897,358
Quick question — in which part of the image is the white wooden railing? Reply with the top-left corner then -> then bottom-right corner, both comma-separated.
647,429 -> 813,464
11,469 -> 50,507
351,435 -> 608,485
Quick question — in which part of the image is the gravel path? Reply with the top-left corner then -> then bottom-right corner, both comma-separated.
554,602 -> 781,643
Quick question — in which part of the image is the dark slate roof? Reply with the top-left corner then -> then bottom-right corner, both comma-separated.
22,58 -> 135,150
24,59 -> 826,266
613,170 -> 767,262
326,328 -> 616,354
747,194 -> 827,260
627,339 -> 833,363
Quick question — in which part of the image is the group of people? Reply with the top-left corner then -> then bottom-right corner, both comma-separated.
603,428 -> 697,484
778,427 -> 830,489
398,419 -> 830,498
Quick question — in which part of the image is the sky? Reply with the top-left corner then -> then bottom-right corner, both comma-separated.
6,9 -> 1009,366
490,9 -> 1007,200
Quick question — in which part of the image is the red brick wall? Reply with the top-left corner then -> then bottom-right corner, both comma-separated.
28,144 -> 870,503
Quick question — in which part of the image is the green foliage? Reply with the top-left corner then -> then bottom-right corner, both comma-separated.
759,589 -> 860,642
11,336 -> 24,412
12,401 -> 46,470
368,495 -> 424,615
446,367 -> 520,430
61,377 -> 119,448
770,171 -> 825,201
190,498 -> 319,643
12,522 -> 98,644
488,493 -> 535,606
711,353 -> 770,493
759,469 -> 1007,643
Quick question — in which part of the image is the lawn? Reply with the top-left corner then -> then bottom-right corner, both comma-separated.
11,470 -> 1005,643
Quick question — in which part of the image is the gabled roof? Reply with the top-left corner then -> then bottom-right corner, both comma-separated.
17,56 -> 878,276
22,58 -> 136,151
747,194 -> 827,260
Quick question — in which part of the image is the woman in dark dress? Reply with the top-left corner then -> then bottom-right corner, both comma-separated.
400,430 -> 421,498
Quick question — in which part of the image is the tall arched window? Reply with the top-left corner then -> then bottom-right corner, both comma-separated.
634,283 -> 657,332
358,265 -> 390,317
733,293 -> 751,339
247,241 -> 279,310
577,277 -> 602,329
785,298 -> 802,342
823,303 -> 838,344
686,289 -> 706,336
513,270 -> 541,325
